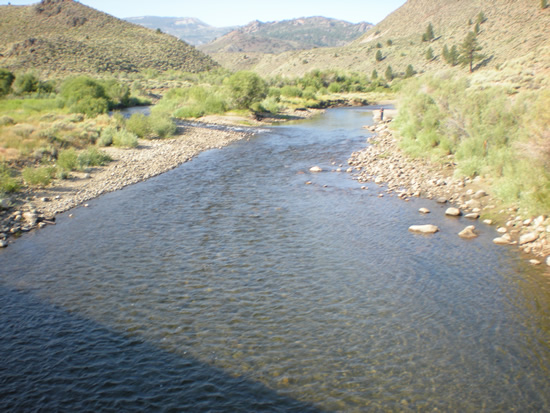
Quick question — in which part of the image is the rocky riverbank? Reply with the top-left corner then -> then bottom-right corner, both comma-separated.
348,115 -> 550,267
0,124 -> 252,248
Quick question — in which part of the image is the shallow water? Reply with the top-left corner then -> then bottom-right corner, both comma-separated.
1,107 -> 550,411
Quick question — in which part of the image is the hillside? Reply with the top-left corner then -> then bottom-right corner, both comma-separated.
200,17 -> 373,55
234,0 -> 549,83
0,0 -> 218,75
124,16 -> 237,46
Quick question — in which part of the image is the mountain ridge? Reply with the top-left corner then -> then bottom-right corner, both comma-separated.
0,0 -> 217,75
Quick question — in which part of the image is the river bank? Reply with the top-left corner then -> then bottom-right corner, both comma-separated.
348,114 -> 550,266
0,108 -> 326,248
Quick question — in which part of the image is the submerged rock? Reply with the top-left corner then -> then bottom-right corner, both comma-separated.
309,166 -> 323,172
459,225 -> 478,239
419,208 -> 431,214
409,224 -> 439,234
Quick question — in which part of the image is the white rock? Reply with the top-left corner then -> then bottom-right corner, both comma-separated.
459,225 -> 478,239
419,208 -> 431,214
445,207 -> 461,217
309,166 -> 323,173
546,256 -> 550,266
0,240 -> 7,248
497,227 -> 507,234
483,219 -> 493,225
493,237 -> 510,245
473,190 -> 487,199
465,213 -> 480,220
519,232 -> 539,245
409,224 -> 440,234
530,259 -> 541,265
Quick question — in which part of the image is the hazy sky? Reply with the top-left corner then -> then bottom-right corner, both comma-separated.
0,0 -> 407,26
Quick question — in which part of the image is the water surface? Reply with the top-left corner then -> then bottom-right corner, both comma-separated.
1,107 -> 549,411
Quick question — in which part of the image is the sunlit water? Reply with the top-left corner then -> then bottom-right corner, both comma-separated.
1,107 -> 550,411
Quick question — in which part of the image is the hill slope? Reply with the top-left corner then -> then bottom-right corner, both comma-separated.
124,16 -> 237,46
0,0 -> 218,75
240,0 -> 549,81
200,17 -> 373,55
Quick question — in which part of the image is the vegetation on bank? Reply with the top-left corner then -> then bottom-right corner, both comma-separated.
393,72 -> 550,215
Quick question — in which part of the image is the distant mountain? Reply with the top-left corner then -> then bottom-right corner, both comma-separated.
124,16 -> 237,46
199,16 -> 373,54
0,0 -> 217,75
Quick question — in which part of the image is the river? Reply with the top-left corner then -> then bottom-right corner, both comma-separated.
1,107 -> 549,411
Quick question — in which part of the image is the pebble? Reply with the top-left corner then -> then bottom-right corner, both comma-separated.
419,208 -> 430,214
530,259 -> 541,265
0,240 -> 7,248
519,232 -> 539,245
445,207 -> 461,217
483,219 -> 493,225
459,225 -> 478,239
465,213 -> 480,220
309,166 -> 323,172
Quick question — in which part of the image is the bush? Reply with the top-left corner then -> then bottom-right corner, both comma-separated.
0,69 -> 15,97
0,163 -> 20,193
13,73 -> 39,94
126,113 -> 151,138
98,126 -> 116,147
22,166 -> 55,187
57,149 -> 79,172
328,82 -> 341,93
112,129 -> 138,148
149,114 -> 177,138
61,76 -> 109,116
77,147 -> 112,168
280,85 -> 303,98
226,71 -> 268,109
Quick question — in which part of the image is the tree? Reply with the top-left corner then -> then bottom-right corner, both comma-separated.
371,69 -> 378,80
226,71 -> 267,109
474,22 -> 480,34
422,23 -> 435,42
404,64 -> 416,78
442,44 -> 450,62
426,47 -> 434,60
386,39 -> 393,46
0,69 -> 15,96
459,32 -> 484,73
447,45 -> 459,66
542,0 -> 548,9
477,11 -> 487,24
13,73 -> 39,94
375,50 -> 383,62
385,65 -> 394,82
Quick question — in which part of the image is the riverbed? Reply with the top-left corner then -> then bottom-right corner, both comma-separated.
1,107 -> 549,411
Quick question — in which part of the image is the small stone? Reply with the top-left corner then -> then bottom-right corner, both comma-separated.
419,208 -> 430,214
445,207 -> 461,217
436,198 -> 448,204
0,240 -> 7,248
40,197 -> 50,202
473,190 -> 488,199
530,259 -> 541,266
0,199 -> 9,210
519,232 -> 538,245
493,237 -> 510,245
523,218 -> 533,226
497,227 -> 507,234
546,256 -> 550,266
483,219 -> 493,225
346,167 -> 353,173
465,213 -> 480,220
409,224 -> 440,234
459,225 -> 478,239
309,166 -> 323,173
305,181 -> 312,185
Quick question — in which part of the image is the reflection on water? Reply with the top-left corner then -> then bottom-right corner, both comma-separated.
1,107 -> 550,411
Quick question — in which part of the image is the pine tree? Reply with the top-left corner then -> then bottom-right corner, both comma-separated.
542,0 -> 548,9
371,69 -> 378,80
442,44 -> 450,63
385,65 -> 394,81
375,50 -> 383,62
449,45 -> 459,66
426,47 -> 434,61
477,11 -> 487,24
474,22 -> 480,34
404,64 -> 416,78
422,23 -> 435,42
459,32 -> 484,73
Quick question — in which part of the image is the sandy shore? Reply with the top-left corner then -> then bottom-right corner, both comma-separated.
348,116 -> 550,266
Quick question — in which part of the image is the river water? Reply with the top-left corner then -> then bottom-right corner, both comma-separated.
1,107 -> 549,411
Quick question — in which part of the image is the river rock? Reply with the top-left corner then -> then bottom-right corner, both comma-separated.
458,225 -> 478,239
519,232 -> 538,245
483,219 -> 493,225
473,190 -> 488,199
309,166 -> 323,173
497,227 -> 507,234
546,256 -> 550,267
23,212 -> 38,226
436,198 -> 448,204
493,236 -> 511,245
465,213 -> 480,220
419,208 -> 430,214
409,224 -> 439,234
530,259 -> 541,265
0,239 -> 7,248
0,199 -> 9,210
445,207 -> 461,217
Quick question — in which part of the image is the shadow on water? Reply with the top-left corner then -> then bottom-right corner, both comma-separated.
0,286 -> 324,412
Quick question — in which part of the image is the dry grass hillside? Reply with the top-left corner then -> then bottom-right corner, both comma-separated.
0,0 -> 217,75
229,0 -> 549,83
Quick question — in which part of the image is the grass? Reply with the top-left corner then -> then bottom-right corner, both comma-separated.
22,165 -> 55,187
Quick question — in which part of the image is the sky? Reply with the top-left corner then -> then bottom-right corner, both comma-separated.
0,0 -> 407,27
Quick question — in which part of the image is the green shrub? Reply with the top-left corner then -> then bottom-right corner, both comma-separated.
226,71 -> 268,109
112,129 -> 138,148
149,114 -> 177,138
328,82 -> 341,93
260,96 -> 281,113
0,69 -> 15,97
61,76 -> 109,116
0,163 -> 20,193
13,73 -> 39,94
98,126 -> 116,147
126,113 -> 151,138
280,85 -> 303,98
77,147 -> 112,168
57,149 -> 79,172
22,166 -> 55,187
